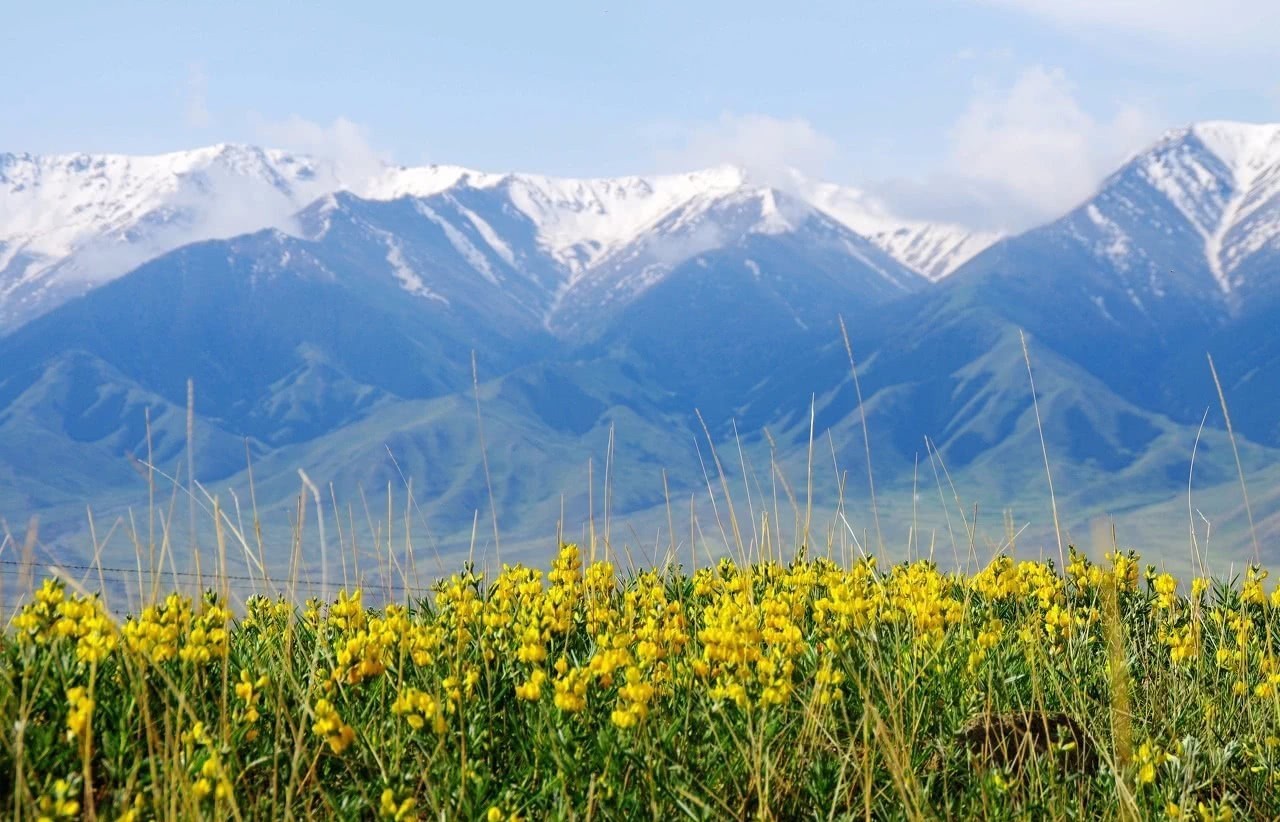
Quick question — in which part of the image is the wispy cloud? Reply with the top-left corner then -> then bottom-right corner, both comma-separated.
645,222 -> 727,267
873,66 -> 1157,231
184,63 -> 212,129
655,85 -> 1157,234
976,0 -> 1280,47
949,66 -> 1153,218
654,112 -> 835,190
253,115 -> 389,184
63,153 -> 319,285
61,118 -> 394,286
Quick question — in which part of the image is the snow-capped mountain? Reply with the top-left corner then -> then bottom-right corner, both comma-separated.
0,146 -> 991,332
0,144 -> 336,328
361,164 -> 750,279
307,168 -> 928,339
807,181 -> 1000,280
548,184 -> 922,330
4,122 -> 1278,360
949,121 -> 1280,334
0,173 -> 926,494
353,161 -> 976,299
5,122 -> 1280,564
1134,121 -> 1280,301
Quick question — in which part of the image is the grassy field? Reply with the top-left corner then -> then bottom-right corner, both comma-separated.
5,537 -> 1280,820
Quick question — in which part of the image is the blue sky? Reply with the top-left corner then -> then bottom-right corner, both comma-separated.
3,0 -> 1278,229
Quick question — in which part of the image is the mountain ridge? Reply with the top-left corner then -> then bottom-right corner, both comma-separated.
1,145 -> 997,331
4,120 -> 1280,570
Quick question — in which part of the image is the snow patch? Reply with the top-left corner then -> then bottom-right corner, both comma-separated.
838,238 -> 915,292
456,205 -> 517,268
1191,122 -> 1280,187
413,202 -> 499,286
383,236 -> 448,304
359,165 -> 504,200
1085,204 -> 1132,266
0,144 -> 331,306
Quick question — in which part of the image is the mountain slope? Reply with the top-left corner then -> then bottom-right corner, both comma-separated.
0,176 -> 927,545
0,218 -> 554,458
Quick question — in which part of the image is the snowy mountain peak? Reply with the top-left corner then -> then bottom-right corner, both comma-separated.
0,144 -> 334,327
0,143 -> 327,257
806,180 -> 1001,280
355,162 -> 990,280
0,142 -> 1024,329
359,164 -> 505,200
498,166 -> 749,272
1188,121 -> 1280,184
1052,120 -> 1280,300
1123,121 -> 1280,293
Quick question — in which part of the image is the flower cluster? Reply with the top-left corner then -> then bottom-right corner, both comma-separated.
234,669 -> 270,739
12,579 -> 118,664
35,777 -> 80,821
392,686 -> 447,734
120,590 -> 233,666
311,698 -> 356,754
13,541 -> 1280,816
64,686 -> 94,745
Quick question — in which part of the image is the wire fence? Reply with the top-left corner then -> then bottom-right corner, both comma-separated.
0,555 -> 451,618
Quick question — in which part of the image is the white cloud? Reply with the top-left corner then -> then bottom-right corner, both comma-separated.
646,222 -> 726,267
977,0 -> 1280,47
253,115 -> 389,185
655,112 -> 836,190
951,67 -> 1153,214
184,63 -> 212,129
874,66 -> 1157,231
63,157 -> 320,285
60,116 -> 394,286
655,98 -> 1156,233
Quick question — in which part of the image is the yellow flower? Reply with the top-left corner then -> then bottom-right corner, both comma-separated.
380,788 -> 418,821
1164,625 -> 1198,664
36,778 -> 80,820
311,699 -> 356,754
515,669 -> 547,701
65,687 -> 94,745
1135,741 -> 1166,785
392,688 -> 447,734
1243,567 -> 1268,605
1152,573 -> 1178,610
553,668 -> 589,713
117,795 -> 146,822
328,589 -> 367,632
1197,801 -> 1234,821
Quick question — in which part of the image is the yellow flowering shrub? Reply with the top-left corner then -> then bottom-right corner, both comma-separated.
7,542 -> 1280,817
